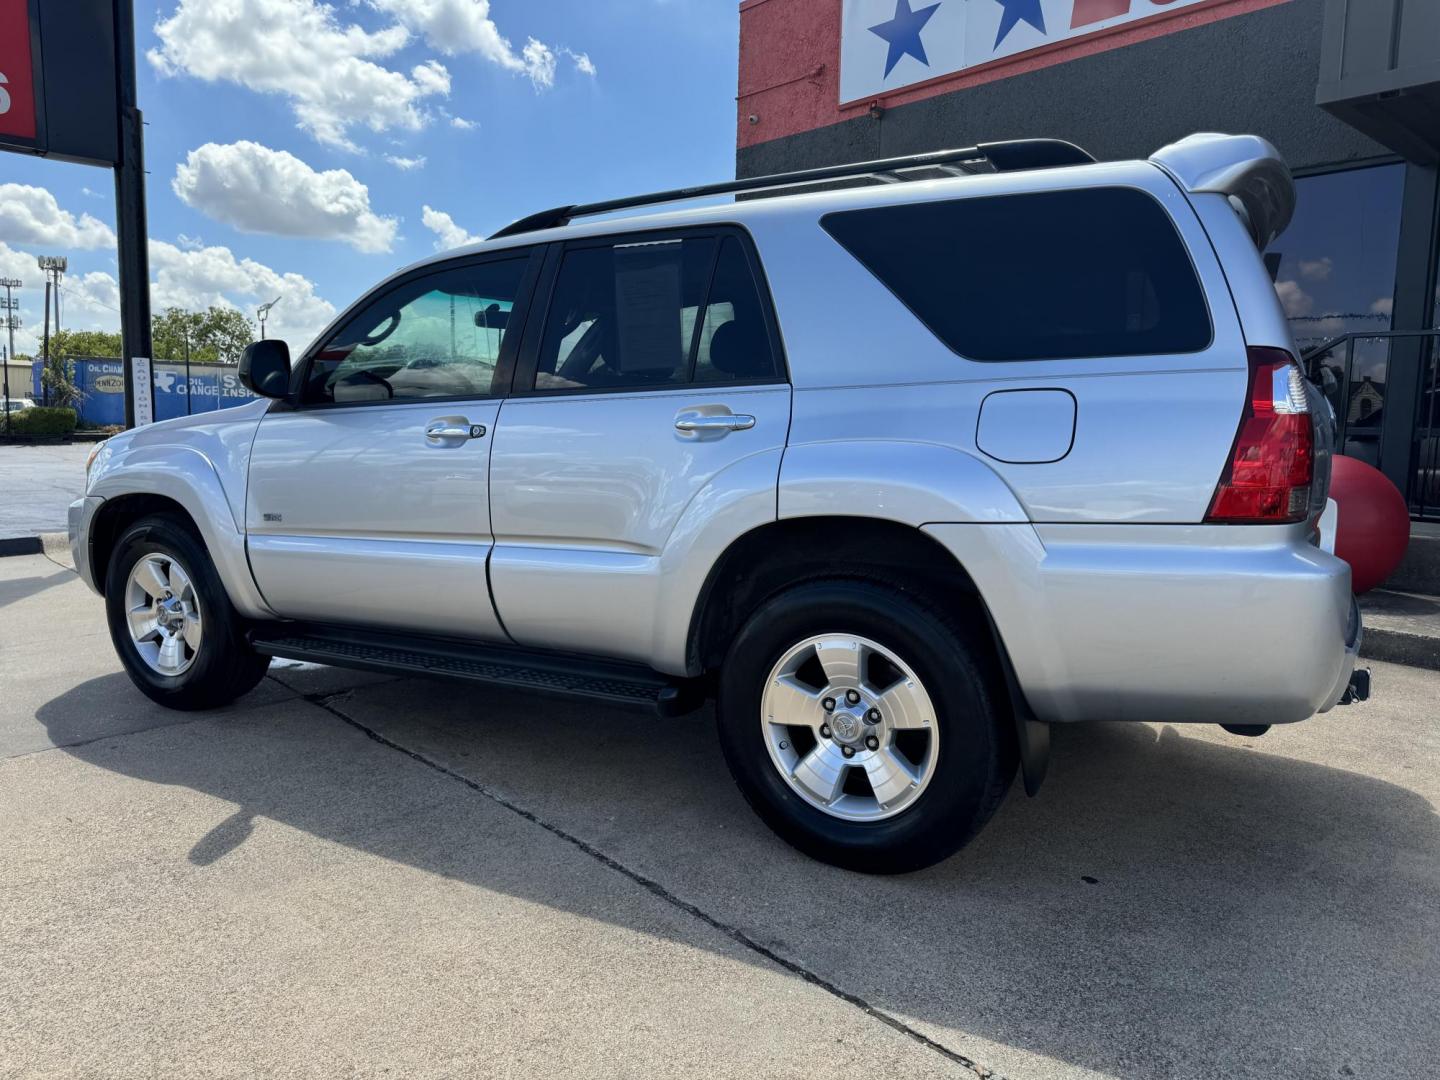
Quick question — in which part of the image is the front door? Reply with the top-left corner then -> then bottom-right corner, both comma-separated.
246,250 -> 541,639
488,229 -> 791,663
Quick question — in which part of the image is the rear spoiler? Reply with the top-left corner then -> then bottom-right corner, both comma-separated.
1149,133 -> 1295,249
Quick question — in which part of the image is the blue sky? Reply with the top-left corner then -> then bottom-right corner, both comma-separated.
0,0 -> 742,356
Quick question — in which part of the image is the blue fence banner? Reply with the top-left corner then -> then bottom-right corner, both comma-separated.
31,357 -> 260,426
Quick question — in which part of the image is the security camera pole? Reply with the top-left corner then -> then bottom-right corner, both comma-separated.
257,297 -> 281,341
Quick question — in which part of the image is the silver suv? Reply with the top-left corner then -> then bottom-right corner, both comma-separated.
71,133 -> 1367,873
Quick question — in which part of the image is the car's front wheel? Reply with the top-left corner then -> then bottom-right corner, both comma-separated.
105,514 -> 270,710
716,580 -> 1015,874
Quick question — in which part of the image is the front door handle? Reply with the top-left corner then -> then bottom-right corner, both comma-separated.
674,412 -> 756,434
426,419 -> 486,443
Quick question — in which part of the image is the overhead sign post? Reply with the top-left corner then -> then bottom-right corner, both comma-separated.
0,0 -> 152,429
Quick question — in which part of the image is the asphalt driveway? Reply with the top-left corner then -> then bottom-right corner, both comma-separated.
2,550 -> 1437,1079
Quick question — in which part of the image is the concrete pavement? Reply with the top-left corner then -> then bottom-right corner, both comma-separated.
2,550 -> 1438,1078
0,442 -> 90,539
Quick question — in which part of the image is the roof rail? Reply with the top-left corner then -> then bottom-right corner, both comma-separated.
488,138 -> 1094,239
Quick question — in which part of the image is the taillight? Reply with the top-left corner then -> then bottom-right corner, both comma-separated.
1205,346 -> 1314,524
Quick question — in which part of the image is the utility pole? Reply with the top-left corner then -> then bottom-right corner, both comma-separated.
40,278 -> 50,407
183,325 -> 192,416
0,276 -> 19,434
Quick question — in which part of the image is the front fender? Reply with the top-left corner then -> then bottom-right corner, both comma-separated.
779,440 -> 1029,524
89,444 -> 275,619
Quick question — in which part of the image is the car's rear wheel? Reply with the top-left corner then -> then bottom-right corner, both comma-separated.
105,515 -> 270,710
716,579 -> 1015,874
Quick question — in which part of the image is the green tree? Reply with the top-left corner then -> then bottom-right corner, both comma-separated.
48,328 -> 123,358
151,306 -> 257,365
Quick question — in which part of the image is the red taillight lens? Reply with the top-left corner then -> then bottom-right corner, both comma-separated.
1205,347 -> 1314,524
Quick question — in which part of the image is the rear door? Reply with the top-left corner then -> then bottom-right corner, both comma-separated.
487,228 -> 790,663
245,249 -> 542,638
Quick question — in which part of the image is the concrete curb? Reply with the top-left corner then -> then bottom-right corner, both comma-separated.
0,536 -> 42,557
1360,627 -> 1440,672
0,532 -> 70,563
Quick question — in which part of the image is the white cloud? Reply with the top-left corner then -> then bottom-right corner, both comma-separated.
0,184 -> 117,250
370,0 -> 568,88
421,205 -> 482,250
450,115 -> 478,130
384,154 -> 427,171
563,47 -> 596,76
173,141 -> 398,254
1298,257 -> 1332,281
149,0 -> 450,150
149,239 -> 337,350
520,38 -> 556,90
1274,279 -> 1313,319
1370,296 -> 1394,317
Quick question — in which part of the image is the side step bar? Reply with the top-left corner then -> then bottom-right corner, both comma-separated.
249,626 -> 705,717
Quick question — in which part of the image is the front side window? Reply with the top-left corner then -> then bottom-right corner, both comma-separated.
532,233 -> 780,391
305,258 -> 529,405
822,187 -> 1212,362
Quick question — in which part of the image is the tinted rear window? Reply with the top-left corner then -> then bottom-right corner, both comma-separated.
821,187 -> 1212,362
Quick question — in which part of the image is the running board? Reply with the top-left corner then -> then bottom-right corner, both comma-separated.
249,627 -> 704,717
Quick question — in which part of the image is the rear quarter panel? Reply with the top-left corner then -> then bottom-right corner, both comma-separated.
755,162 -> 1250,525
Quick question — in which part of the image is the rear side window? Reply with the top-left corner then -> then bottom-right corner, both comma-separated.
532,232 -> 780,392
821,187 -> 1212,362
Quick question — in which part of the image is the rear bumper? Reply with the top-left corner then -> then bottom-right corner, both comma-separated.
923,522 -> 1361,726
68,496 -> 104,595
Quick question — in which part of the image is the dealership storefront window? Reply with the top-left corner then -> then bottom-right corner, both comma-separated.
1266,163 -> 1405,470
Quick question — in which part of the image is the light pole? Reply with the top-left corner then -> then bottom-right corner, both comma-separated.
37,257 -> 67,408
0,277 -> 19,434
256,296 -> 281,341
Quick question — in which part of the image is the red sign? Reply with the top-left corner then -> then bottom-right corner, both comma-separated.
0,0 -> 37,142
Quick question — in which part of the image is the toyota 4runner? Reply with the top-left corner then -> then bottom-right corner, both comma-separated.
72,133 -> 1368,873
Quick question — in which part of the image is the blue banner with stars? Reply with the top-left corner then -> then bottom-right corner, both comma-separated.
840,0 -> 1211,104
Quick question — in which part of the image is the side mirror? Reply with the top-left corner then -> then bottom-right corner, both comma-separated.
239,340 -> 292,399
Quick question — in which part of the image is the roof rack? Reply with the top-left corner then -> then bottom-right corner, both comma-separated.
488,138 -> 1094,239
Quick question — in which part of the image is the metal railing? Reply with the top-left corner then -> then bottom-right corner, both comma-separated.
1302,329 -> 1440,521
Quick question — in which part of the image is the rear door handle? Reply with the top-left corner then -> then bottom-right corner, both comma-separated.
674,412 -> 756,434
426,419 -> 486,443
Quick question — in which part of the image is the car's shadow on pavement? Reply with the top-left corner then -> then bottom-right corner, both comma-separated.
37,669 -> 1440,1080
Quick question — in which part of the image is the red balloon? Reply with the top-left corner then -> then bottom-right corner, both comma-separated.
1329,455 -> 1409,594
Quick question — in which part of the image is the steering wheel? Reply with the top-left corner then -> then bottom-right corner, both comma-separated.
358,312 -> 401,348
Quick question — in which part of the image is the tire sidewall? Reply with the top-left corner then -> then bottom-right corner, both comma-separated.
105,517 -> 250,707
717,580 -> 1007,871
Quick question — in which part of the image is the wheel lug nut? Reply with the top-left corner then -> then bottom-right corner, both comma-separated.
841,746 -> 855,759
845,689 -> 861,705
819,724 -> 831,739
822,697 -> 836,712
865,735 -> 879,751
867,708 -> 880,723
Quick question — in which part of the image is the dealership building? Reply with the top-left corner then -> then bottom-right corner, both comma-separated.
736,0 -> 1440,518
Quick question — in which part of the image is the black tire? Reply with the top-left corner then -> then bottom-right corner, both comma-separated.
716,579 -> 1016,874
105,514 -> 270,711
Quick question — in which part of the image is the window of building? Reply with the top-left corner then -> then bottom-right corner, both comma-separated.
821,187 -> 1212,362
1265,163 -> 1405,468
305,258 -> 529,405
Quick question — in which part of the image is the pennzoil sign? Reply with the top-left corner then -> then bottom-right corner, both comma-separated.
841,0 -> 1215,103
